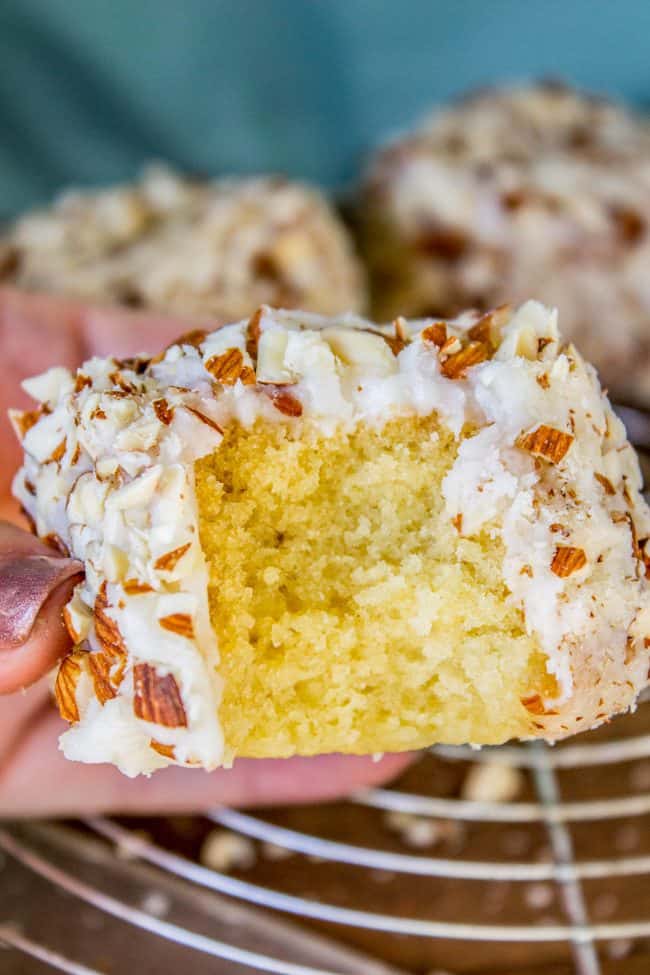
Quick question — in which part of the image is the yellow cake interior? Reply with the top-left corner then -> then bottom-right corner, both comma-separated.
195,414 -> 557,760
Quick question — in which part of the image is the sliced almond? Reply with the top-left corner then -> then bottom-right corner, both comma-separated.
55,652 -> 84,723
150,740 -> 176,760
255,330 -> 298,385
551,546 -> 587,578
246,307 -> 263,361
440,341 -> 490,379
421,322 -> 447,347
8,407 -> 43,440
74,373 -> 92,393
133,663 -> 187,727
94,582 -> 127,660
322,326 -> 396,374
515,425 -> 574,463
159,612 -> 195,639
262,387 -> 303,417
205,348 -> 248,385
44,533 -> 70,557
88,651 -> 119,705
595,472 -> 616,496
48,438 -> 67,464
153,397 -> 174,425
536,372 -> 550,390
468,305 -> 511,346
154,542 -> 192,572
123,578 -> 154,595
521,693 -> 558,716
184,406 -> 224,433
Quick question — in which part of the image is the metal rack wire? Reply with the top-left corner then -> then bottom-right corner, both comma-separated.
2,405 -> 650,975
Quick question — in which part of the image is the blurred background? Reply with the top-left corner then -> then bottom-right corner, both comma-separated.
2,0 -> 650,213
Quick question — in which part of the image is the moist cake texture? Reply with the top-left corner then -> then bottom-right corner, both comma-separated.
359,83 -> 650,404
11,301 -> 650,775
0,164 -> 366,320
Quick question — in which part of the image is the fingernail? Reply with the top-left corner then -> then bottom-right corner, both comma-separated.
0,553 -> 84,649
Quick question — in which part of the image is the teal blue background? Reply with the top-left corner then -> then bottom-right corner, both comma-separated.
2,0 -> 650,216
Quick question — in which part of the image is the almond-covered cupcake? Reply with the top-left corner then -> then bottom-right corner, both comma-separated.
0,164 -> 366,320
11,300 -> 650,776
359,83 -> 650,404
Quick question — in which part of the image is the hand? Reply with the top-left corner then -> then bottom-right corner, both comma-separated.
0,290 -> 412,816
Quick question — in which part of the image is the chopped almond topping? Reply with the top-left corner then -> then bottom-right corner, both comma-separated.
55,652 -> 84,723
44,533 -> 70,556
263,387 -> 303,417
467,305 -> 510,346
174,329 -> 207,350
74,374 -> 92,392
153,398 -> 174,425
159,612 -> 195,639
246,307 -> 263,360
440,341 -> 490,379
536,372 -> 550,390
90,407 -> 107,420
88,651 -> 120,705
625,636 -> 637,665
154,542 -> 192,572
515,425 -> 574,463
70,442 -> 81,466
94,582 -> 127,660
108,370 -> 137,394
520,564 -> 533,577
439,335 -> 462,357
133,663 -> 187,727
205,347 -> 251,385
150,740 -> 176,760
9,407 -> 43,440
49,439 -> 67,464
537,337 -> 553,354
421,322 -> 447,347
452,513 -> 463,534
551,546 -> 587,578
123,578 -> 154,595
184,406 -> 224,433
594,472 -> 616,496
62,604 -> 81,643
521,693 -> 546,715
24,479 -> 36,496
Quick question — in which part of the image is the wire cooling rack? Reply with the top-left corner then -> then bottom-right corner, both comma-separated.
2,404 -> 650,975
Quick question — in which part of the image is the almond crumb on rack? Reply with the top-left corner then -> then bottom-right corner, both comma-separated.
200,829 -> 257,872
461,760 -> 524,803
551,546 -> 587,577
133,663 -> 187,727
515,425 -> 574,463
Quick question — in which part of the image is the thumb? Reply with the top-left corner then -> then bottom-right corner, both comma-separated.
0,523 -> 83,694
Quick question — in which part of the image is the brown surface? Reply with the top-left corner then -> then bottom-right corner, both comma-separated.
124,704 -> 650,973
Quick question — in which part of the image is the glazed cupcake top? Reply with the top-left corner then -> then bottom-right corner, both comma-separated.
11,301 -> 650,773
